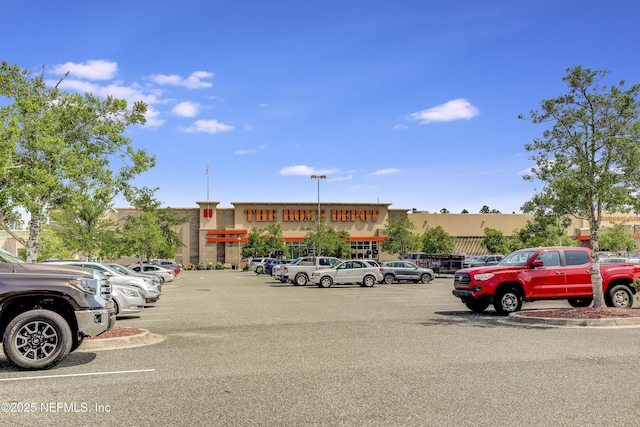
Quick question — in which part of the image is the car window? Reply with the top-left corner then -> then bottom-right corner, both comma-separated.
353,261 -> 365,268
565,250 -> 590,266
536,251 -> 560,267
319,258 -> 330,266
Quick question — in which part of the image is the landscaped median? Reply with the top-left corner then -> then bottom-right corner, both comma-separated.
508,307 -> 640,327
80,327 -> 165,351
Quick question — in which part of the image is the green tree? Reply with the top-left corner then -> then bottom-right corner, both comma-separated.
381,216 -> 419,258
479,205 -> 490,214
242,228 -> 269,258
440,208 -> 450,214
520,66 -> 640,307
301,221 -> 351,258
121,188 -> 186,263
0,62 -> 155,262
49,192 -> 120,259
482,228 -> 509,254
507,213 -> 575,252
598,222 -> 635,252
421,226 -> 455,254
461,209 -> 469,214
36,226 -> 73,262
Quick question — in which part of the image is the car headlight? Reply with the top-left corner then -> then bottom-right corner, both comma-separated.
69,277 -> 98,294
118,288 -> 139,298
474,273 -> 495,281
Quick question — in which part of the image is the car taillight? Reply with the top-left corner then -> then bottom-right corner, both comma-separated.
284,267 -> 288,273
174,268 -> 179,274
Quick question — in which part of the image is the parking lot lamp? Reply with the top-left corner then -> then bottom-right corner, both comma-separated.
310,175 -> 326,255
238,237 -> 242,270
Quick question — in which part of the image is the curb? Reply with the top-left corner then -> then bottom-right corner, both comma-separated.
78,329 -> 165,352
506,313 -> 640,328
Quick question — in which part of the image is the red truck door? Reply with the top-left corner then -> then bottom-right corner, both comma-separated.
525,250 -> 567,298
562,249 -> 592,296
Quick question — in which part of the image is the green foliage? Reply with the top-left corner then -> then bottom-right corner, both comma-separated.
381,216 -> 419,258
598,222 -> 636,252
421,226 -> 455,254
241,224 -> 287,258
520,65 -> 640,307
461,209 -> 469,214
121,188 -> 186,261
36,226 -> 73,262
301,221 -> 351,258
440,208 -> 450,214
482,228 -> 509,254
0,61 -> 155,262
49,193 -> 120,259
507,213 -> 575,251
479,206 -> 501,214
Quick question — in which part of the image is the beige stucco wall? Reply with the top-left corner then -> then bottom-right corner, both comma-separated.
407,212 -> 534,236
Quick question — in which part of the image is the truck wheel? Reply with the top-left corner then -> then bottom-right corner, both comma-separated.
608,285 -> 633,308
384,274 -> 395,284
295,274 -> 308,286
494,287 -> 522,315
2,309 -> 73,370
420,273 -> 431,284
318,276 -> 333,288
568,297 -> 593,308
362,275 -> 376,287
256,266 -> 264,274
465,302 -> 490,313
113,298 -> 121,316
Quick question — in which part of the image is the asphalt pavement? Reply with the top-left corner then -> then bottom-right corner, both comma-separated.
1,270 -> 640,426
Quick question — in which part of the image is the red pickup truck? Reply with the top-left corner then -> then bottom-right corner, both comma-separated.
452,246 -> 639,315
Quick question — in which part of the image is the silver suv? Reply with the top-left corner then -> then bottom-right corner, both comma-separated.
43,261 -> 162,303
379,261 -> 434,284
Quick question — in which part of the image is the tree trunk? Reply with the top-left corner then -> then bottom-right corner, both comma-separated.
25,212 -> 44,263
590,226 -> 605,308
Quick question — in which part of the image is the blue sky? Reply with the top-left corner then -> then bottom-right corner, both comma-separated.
2,0 -> 639,214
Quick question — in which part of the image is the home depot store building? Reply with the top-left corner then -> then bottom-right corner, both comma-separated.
105,202 -> 640,267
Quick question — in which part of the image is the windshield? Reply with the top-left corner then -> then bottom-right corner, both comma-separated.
0,247 -> 23,263
497,250 -> 537,267
109,264 -> 135,275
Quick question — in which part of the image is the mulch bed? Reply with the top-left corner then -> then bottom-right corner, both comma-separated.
517,307 -> 640,319
86,327 -> 146,340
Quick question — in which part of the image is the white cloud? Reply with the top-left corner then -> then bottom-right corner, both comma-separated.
172,101 -> 200,117
234,144 -> 267,155
393,124 -> 408,130
410,98 -> 479,124
372,168 -> 401,175
144,107 -> 164,127
181,119 -> 234,134
279,165 -> 339,176
50,60 -> 118,80
148,71 -> 214,89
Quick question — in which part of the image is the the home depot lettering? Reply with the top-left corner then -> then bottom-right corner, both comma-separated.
244,209 -> 379,223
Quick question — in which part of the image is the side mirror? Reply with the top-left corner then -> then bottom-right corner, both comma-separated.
531,260 -> 544,268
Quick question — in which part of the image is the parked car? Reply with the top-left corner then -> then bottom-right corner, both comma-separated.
112,284 -> 145,316
599,257 -> 629,264
272,258 -> 302,281
462,254 -> 503,268
265,259 -> 293,275
310,259 -> 383,288
43,261 -> 162,303
150,259 -> 181,275
248,258 -> 276,274
107,263 -> 165,285
379,261 -> 434,284
129,263 -> 175,283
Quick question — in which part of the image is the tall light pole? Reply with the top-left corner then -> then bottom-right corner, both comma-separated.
237,237 -> 242,270
310,175 -> 326,256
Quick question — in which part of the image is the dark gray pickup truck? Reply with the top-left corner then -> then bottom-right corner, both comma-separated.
0,248 -> 115,370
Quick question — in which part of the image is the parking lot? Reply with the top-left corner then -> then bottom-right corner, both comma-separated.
1,270 -> 640,426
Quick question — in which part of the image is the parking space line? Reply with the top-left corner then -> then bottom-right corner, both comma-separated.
0,369 -> 155,382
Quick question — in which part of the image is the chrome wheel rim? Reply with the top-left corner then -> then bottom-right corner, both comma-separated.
14,320 -> 59,361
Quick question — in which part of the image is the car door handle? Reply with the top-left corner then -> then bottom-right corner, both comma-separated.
555,271 -> 565,275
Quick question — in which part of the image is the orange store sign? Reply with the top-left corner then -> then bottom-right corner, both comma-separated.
245,209 -> 379,223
